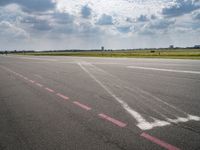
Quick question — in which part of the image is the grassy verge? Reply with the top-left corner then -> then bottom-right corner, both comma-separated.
15,49 -> 200,59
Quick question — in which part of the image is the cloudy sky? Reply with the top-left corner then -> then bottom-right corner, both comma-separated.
0,0 -> 200,50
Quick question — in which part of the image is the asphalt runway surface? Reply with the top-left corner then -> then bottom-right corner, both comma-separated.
0,55 -> 200,150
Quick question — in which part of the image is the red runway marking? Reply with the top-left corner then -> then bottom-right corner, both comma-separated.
36,83 -> 43,87
18,74 -> 23,77
29,80 -> 35,83
56,93 -> 69,100
141,132 -> 180,150
45,87 -> 55,93
98,113 -> 127,127
73,101 -> 91,111
23,77 -> 28,80
16,73 -> 21,76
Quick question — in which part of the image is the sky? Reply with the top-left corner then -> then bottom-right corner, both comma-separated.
0,0 -> 200,50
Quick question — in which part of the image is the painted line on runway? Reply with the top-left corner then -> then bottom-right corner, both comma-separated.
35,83 -> 43,87
56,93 -> 69,100
23,77 -> 28,80
45,87 -> 55,93
127,66 -> 200,75
73,101 -> 91,111
29,79 -> 35,83
18,74 -> 24,78
98,113 -> 127,127
78,62 -> 146,129
16,73 -> 21,76
34,74 -> 43,79
1,65 -> 185,150
141,132 -> 180,150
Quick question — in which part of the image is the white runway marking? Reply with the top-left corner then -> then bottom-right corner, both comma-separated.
78,62 -> 170,130
78,62 -> 200,130
127,66 -> 200,75
34,74 -> 43,79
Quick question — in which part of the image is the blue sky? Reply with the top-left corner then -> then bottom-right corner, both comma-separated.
0,0 -> 200,50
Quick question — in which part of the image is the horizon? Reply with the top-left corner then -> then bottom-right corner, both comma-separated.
2,46 -> 200,52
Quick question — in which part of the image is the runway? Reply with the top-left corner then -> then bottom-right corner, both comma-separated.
1,55 -> 200,150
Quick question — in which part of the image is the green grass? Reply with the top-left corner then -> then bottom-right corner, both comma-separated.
16,49 -> 200,59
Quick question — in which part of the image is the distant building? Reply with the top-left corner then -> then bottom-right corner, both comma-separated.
169,45 -> 174,49
194,45 -> 200,48
101,46 -> 104,51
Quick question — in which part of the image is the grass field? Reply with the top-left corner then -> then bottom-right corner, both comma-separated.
16,49 -> 200,59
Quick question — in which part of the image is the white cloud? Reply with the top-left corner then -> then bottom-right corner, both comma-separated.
54,0 -> 168,23
0,21 -> 29,39
0,0 -> 200,50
